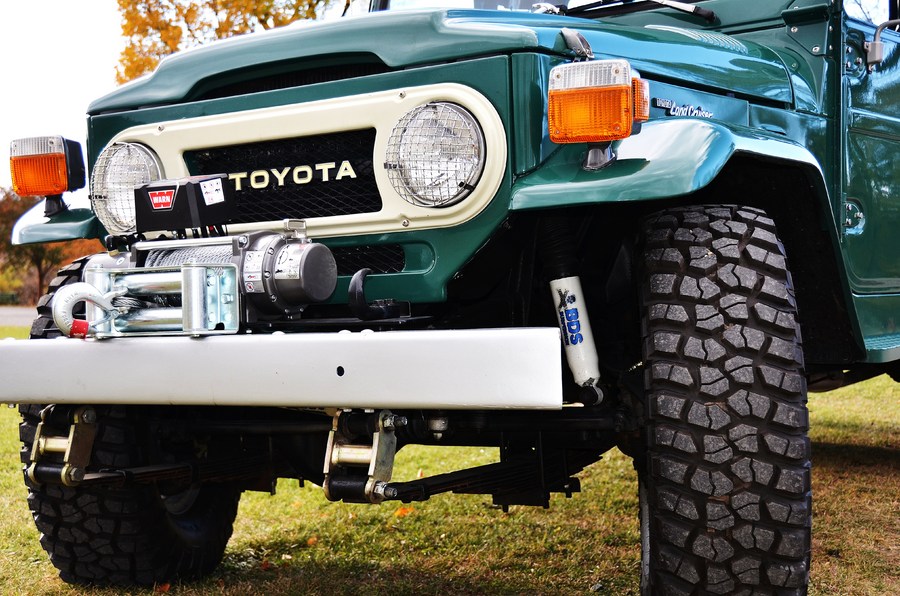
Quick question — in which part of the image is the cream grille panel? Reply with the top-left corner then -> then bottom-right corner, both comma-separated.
102,84 -> 507,238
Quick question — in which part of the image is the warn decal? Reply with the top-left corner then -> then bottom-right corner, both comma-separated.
148,189 -> 176,210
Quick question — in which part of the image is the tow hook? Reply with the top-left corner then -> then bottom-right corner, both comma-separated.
51,282 -> 124,338
323,409 -> 406,503
348,268 -> 410,321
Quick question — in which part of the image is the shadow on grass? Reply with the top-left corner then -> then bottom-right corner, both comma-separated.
213,523 -> 638,595
211,547 -> 620,595
213,557 -> 530,595
811,442 -> 899,470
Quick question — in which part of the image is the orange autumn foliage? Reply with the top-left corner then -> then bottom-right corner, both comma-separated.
0,189 -> 103,304
117,0 -> 334,83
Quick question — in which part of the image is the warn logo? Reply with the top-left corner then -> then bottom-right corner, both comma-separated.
148,189 -> 175,210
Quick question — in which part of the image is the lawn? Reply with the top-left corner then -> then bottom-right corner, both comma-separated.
0,325 -> 897,594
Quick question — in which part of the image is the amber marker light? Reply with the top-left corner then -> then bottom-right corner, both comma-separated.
10,136 -> 85,197
548,59 -> 635,144
633,75 -> 651,123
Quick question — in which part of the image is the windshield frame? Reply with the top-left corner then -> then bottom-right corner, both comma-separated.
367,0 -> 706,14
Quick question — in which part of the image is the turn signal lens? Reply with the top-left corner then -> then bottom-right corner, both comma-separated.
549,60 -> 633,143
10,136 -> 85,196
632,76 -> 650,123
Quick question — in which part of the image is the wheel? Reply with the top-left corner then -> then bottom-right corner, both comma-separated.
637,206 -> 811,595
19,258 -> 242,586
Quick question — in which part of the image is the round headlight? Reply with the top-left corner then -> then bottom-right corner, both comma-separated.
385,102 -> 485,208
91,143 -> 161,235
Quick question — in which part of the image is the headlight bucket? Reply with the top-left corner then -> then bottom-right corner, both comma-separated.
91,142 -> 162,235
385,102 -> 485,208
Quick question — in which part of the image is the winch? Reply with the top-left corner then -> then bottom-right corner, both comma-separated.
51,220 -> 337,338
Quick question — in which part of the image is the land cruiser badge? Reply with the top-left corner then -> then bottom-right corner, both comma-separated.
653,97 -> 714,119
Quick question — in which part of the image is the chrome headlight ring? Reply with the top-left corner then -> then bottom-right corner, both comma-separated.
385,102 -> 486,208
91,142 -> 162,235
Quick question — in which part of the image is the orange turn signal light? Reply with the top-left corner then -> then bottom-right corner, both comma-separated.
549,85 -> 633,143
548,59 -> 651,144
9,136 -> 85,196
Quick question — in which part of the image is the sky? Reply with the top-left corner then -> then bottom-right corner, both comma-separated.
0,0 -> 123,199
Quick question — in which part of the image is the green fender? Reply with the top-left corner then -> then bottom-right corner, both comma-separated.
11,197 -> 103,246
509,118 -> 829,210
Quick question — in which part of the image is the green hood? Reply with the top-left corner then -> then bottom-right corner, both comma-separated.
89,9 -> 792,114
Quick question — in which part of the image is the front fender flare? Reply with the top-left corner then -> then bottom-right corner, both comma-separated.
12,196 -> 103,245
509,118 -> 829,210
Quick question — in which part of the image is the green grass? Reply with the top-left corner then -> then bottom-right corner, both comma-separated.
0,326 -> 29,340
0,325 -> 896,594
807,375 -> 900,596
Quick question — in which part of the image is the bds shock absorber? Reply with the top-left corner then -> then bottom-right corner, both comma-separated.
541,217 -> 604,405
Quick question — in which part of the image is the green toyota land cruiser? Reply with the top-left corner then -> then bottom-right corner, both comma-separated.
3,0 -> 898,593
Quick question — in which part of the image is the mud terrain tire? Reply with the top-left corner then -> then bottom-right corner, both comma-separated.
19,258 -> 241,586
638,205 -> 811,595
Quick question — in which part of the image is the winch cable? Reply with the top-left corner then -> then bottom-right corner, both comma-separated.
144,245 -> 233,268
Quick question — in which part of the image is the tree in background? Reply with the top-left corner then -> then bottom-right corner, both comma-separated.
845,0 -> 890,22
0,189 -> 102,304
117,0 -> 333,83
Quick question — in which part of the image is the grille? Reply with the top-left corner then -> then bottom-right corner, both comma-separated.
142,244 -> 404,276
185,129 -> 380,224
331,245 -> 405,276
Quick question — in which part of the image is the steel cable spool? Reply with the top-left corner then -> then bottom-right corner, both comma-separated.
144,246 -> 233,268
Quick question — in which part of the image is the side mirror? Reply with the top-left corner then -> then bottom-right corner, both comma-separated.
866,19 -> 900,70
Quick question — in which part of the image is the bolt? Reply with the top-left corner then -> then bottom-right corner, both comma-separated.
372,481 -> 399,499
845,218 -> 853,226
238,235 -> 249,247
264,271 -> 271,279
399,91 -> 406,99
812,46 -> 820,53
64,466 -> 85,485
401,219 -> 410,227
270,294 -> 278,302
382,415 -> 408,431
847,46 -> 853,54
791,26 -> 798,33
158,125 -> 165,132
80,408 -> 97,424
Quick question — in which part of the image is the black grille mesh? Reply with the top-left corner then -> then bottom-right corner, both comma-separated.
331,245 -> 405,276
185,129 -> 380,223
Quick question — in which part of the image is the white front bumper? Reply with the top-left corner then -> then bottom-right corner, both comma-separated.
0,328 -> 563,410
